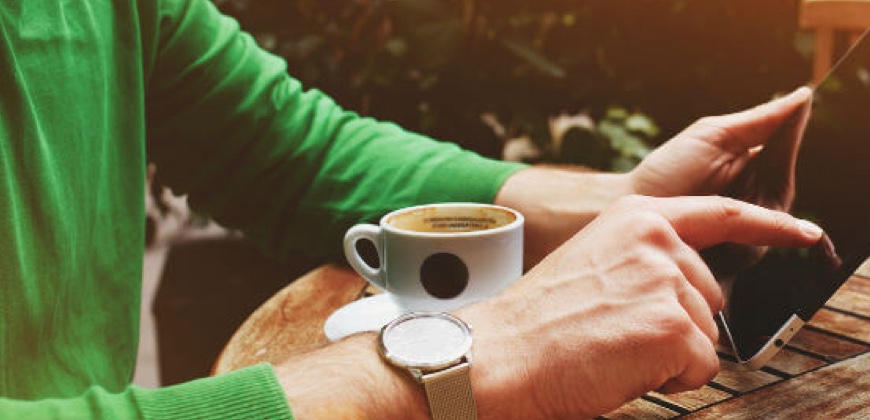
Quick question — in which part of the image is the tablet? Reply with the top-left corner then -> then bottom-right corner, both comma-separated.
717,28 -> 870,370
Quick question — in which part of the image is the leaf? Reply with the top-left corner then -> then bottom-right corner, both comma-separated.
624,113 -> 660,138
605,107 -> 629,120
599,119 -> 653,160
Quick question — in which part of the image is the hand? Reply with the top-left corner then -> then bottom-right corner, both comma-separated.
495,87 -> 813,266
629,86 -> 812,199
460,195 -> 822,419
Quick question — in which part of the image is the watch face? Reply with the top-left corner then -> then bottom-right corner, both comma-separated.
380,312 -> 472,370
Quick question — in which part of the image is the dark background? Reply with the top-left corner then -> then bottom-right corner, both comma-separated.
214,0 -> 819,166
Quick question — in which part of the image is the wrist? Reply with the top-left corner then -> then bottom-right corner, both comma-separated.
494,166 -> 633,265
277,334 -> 429,420
456,301 -> 542,420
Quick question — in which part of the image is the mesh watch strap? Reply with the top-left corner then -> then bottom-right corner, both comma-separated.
420,361 -> 478,420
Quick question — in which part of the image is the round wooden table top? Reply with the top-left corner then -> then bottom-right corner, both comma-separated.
212,263 -> 371,375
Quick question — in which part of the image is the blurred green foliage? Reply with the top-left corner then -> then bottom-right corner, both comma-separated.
214,0 -> 812,169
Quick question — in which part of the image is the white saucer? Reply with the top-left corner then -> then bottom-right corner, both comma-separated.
324,294 -> 406,341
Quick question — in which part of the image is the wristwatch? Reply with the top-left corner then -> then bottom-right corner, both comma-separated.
378,312 -> 478,420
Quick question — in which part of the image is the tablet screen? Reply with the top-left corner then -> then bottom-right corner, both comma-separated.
722,30 -> 870,362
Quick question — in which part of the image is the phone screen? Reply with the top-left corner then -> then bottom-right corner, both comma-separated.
721,31 -> 870,362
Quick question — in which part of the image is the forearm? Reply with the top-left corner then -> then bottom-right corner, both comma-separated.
493,166 -> 632,266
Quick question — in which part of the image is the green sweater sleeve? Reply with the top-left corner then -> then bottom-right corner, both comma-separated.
2,0 -> 524,418
0,364 -> 293,419
145,0 -> 526,263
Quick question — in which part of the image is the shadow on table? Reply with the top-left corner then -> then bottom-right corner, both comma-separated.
153,236 -> 317,385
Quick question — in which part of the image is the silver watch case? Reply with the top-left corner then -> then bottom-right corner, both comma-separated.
378,312 -> 473,382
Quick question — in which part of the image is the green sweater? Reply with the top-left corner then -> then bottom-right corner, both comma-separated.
0,0 -> 524,418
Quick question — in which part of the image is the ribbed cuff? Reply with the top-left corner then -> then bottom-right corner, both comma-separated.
133,364 -> 293,420
415,151 -> 528,205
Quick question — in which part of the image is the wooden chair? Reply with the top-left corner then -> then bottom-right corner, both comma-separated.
799,0 -> 870,84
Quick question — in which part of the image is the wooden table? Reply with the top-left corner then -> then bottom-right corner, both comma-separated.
213,264 -> 870,419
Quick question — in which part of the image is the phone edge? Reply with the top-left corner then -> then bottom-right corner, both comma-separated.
739,314 -> 806,371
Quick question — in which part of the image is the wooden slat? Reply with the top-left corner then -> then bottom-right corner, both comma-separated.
602,398 -> 679,420
854,258 -> 870,278
840,275 -> 870,293
716,330 -> 826,375
710,359 -> 783,393
682,351 -> 870,419
809,308 -> 870,344
762,348 -> 827,376
650,386 -> 732,412
827,276 -> 870,318
787,327 -> 869,361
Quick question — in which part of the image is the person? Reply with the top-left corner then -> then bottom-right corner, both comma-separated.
0,0 -> 818,418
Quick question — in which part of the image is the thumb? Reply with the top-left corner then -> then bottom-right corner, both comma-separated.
682,86 -> 813,154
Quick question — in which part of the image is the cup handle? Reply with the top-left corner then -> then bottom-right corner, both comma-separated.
343,224 -> 387,291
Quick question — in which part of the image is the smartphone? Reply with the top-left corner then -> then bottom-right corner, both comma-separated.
715,29 -> 870,370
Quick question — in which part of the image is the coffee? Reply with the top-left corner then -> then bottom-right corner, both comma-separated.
387,206 -> 516,233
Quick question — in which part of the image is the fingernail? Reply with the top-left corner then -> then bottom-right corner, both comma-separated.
793,86 -> 813,97
776,86 -> 811,101
768,87 -> 811,105
797,219 -> 823,239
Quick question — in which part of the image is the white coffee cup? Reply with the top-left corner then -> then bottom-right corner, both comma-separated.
343,202 -> 524,312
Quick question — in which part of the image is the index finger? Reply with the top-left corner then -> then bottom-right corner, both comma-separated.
648,196 -> 823,250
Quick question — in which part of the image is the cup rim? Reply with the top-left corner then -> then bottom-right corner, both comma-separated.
380,202 -> 523,237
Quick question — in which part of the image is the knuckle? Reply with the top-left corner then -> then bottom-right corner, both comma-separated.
667,313 -> 696,338
631,215 -> 678,249
609,195 -> 680,246
715,197 -> 743,220
693,347 -> 721,388
647,260 -> 685,288
712,198 -> 745,235
629,255 -> 684,294
648,308 -> 695,343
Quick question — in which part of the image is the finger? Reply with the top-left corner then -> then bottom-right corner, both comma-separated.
679,86 -> 813,154
673,244 -> 725,314
673,247 -> 725,342
673,273 -> 720,344
657,326 -> 720,394
648,196 -> 823,250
